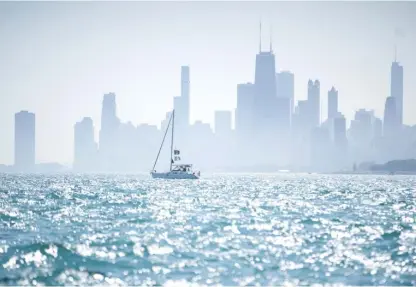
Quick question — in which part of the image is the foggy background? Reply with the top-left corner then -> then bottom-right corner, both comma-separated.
0,1 -> 415,170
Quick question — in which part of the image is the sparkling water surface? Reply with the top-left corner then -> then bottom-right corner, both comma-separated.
0,173 -> 415,286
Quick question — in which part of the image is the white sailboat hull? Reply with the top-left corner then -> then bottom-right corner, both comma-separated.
150,109 -> 200,180
151,171 -> 200,179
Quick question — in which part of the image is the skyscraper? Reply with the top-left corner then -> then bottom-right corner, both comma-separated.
383,96 -> 399,137
333,114 -> 348,170
235,83 -> 255,137
351,109 -> 374,145
328,87 -> 338,120
99,93 -> 119,170
74,117 -> 97,171
333,114 -> 347,145
381,96 -> 401,162
275,97 -> 291,131
214,111 -> 232,137
254,45 -> 277,136
100,93 -> 118,132
291,100 -> 310,168
235,82 -> 256,166
372,117 -> 383,140
276,71 -> 294,115
307,80 -> 320,128
161,111 -> 172,132
181,65 -> 190,127
14,111 -> 36,171
174,66 -> 190,148
390,61 -> 403,126
310,126 -> 331,171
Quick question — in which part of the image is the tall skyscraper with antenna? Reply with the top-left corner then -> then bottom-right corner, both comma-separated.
253,22 -> 277,136
251,21 -> 282,165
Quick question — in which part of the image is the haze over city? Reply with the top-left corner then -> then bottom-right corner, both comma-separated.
1,4 -> 416,284
1,1 -> 415,171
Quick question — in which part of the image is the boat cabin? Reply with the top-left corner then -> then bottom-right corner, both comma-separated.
172,164 -> 192,172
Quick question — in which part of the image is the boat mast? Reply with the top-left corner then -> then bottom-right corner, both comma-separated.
151,111 -> 173,171
170,109 -> 175,171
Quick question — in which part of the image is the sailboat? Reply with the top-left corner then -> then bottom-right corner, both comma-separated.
150,110 -> 200,179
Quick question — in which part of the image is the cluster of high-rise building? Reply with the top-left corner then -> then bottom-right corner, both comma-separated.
10,36 -> 416,173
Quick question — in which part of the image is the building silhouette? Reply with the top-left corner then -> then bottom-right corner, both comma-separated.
275,97 -> 291,132
292,79 -> 322,169
174,66 -> 190,149
275,96 -> 291,165
372,117 -> 383,140
328,87 -> 338,120
252,27 -> 280,166
214,110 -> 233,168
74,117 -> 97,171
276,71 -> 294,165
380,96 -> 403,162
276,71 -> 295,116
235,82 -> 255,166
161,111 -> 172,132
189,121 -> 214,169
293,100 -> 310,132
383,96 -> 399,138
181,66 -> 190,126
214,111 -> 232,137
253,33 -> 277,138
390,61 -> 403,126
14,111 -> 36,172
349,109 -> 378,163
18,30 -> 411,173
99,93 -> 120,171
136,123 -> 159,171
307,79 -> 321,128
292,100 -> 311,169
350,109 -> 374,145
333,114 -> 348,169
310,126 -> 331,171
235,83 -> 255,138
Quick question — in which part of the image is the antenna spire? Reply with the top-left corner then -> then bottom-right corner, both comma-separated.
270,25 -> 273,52
259,20 -> 262,52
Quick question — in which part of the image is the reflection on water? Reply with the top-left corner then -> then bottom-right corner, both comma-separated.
0,173 -> 415,285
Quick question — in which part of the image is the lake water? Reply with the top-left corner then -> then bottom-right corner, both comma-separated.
0,173 -> 415,285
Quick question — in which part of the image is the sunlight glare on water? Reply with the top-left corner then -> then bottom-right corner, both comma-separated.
0,173 -> 415,285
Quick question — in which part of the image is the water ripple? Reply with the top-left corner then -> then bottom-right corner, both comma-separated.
0,173 -> 415,285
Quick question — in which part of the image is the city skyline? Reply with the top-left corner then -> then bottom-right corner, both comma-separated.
8,51 -> 412,172
0,1 -> 415,164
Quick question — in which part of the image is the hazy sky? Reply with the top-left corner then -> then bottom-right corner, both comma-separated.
0,1 -> 415,165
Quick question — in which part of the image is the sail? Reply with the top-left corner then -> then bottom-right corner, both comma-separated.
152,110 -> 174,172
150,108 -> 200,179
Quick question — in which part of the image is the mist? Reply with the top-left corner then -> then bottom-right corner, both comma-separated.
1,1 -> 416,172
